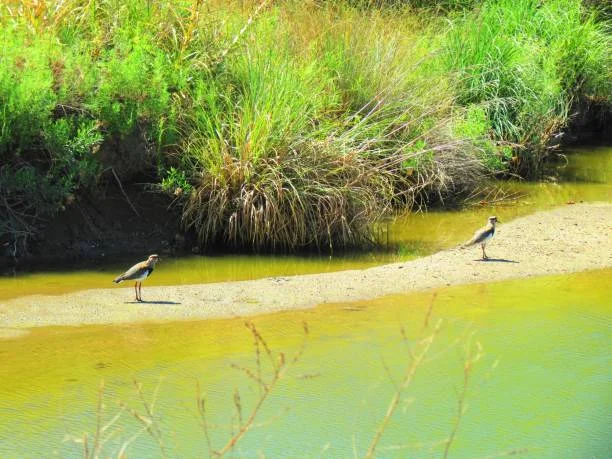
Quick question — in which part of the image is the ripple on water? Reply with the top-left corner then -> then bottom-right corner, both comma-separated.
0,269 -> 610,457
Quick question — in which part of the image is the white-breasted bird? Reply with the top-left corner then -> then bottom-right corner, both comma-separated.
463,216 -> 500,260
113,254 -> 160,301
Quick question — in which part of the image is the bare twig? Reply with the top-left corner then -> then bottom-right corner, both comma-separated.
464,184 -> 526,207
423,292 -> 437,331
365,320 -> 442,459
214,353 -> 285,457
92,380 -> 105,457
110,167 -> 141,217
118,379 -> 167,458
196,381 -> 214,458
212,0 -> 274,67
246,321 -> 276,371
213,322 -> 308,457
75,379 -> 128,459
233,388 -> 243,427
230,363 -> 268,389
292,321 -> 310,364
443,338 -> 483,459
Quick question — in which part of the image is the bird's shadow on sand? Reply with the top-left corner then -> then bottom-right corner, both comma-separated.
124,300 -> 181,305
475,258 -> 519,263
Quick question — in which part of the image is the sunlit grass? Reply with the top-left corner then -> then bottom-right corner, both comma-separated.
0,0 -> 608,253
443,0 -> 611,175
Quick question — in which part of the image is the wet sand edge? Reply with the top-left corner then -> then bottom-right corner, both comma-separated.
1,202 -> 611,333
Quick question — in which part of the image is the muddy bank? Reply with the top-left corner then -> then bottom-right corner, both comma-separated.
0,184 -> 193,270
0,202 -> 610,332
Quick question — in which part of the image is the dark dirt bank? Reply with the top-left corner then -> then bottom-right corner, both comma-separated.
0,182 -> 194,271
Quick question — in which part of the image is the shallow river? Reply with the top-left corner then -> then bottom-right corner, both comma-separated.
0,146 -> 609,302
0,146 -> 610,457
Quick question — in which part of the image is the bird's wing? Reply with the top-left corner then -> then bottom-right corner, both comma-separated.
114,261 -> 146,282
464,226 -> 489,246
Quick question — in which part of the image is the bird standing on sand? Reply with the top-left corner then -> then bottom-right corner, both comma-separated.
113,254 -> 160,301
463,216 -> 500,260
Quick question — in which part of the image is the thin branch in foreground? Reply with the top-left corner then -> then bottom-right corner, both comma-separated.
365,319 -> 443,459
214,351 -> 286,457
196,381 -> 214,458
118,379 -> 167,458
92,380 -> 105,457
73,379 -> 127,459
212,0 -> 273,67
194,321 -> 309,458
443,337 -> 483,459
422,291 -> 438,331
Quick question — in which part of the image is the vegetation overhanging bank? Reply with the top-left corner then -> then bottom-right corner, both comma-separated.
0,0 -> 609,256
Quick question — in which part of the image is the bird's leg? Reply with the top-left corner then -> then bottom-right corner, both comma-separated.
481,243 -> 488,260
138,282 -> 143,302
134,282 -> 139,301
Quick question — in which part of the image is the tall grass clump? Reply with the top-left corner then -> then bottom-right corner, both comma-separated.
443,0 -> 611,176
172,5 -> 487,250
175,13 -> 392,250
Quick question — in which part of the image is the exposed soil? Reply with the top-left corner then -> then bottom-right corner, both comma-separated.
1,202 -> 610,333
0,183 -> 194,270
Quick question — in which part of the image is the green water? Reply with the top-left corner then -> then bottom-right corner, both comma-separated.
0,270 -> 610,457
0,145 -> 611,457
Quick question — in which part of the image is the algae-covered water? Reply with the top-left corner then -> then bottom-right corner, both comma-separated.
0,269 -> 610,457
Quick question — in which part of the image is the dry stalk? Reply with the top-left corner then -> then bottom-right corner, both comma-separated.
179,0 -> 205,58
92,380 -> 105,456
117,379 -> 167,458
77,379 -> 127,459
423,291 -> 437,330
197,321 -> 308,457
212,0 -> 274,67
214,354 -> 284,457
80,380 -> 105,459
110,167 -> 141,218
196,381 -> 214,458
465,184 -> 526,207
443,337 -> 483,459
365,319 -> 442,459
368,292 -> 485,458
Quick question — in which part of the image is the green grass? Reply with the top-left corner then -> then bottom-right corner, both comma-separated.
443,0 -> 611,175
0,0 -> 608,253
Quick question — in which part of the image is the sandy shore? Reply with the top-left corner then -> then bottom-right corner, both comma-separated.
1,202 -> 611,331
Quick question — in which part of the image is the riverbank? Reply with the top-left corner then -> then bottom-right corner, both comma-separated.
1,202 -> 610,334
3,1 -> 610,256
